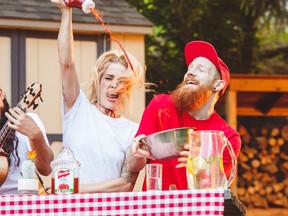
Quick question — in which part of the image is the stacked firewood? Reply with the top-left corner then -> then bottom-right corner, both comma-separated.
237,122 -> 288,208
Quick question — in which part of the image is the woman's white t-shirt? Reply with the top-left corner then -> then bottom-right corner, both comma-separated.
62,90 -> 138,184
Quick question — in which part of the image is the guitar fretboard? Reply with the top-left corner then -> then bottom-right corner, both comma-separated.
0,82 -> 42,149
0,102 -> 22,149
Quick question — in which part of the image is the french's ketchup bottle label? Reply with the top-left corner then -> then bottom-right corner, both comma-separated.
50,147 -> 80,195
63,0 -> 95,13
54,169 -> 74,194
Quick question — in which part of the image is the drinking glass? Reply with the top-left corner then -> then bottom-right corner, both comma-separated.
146,164 -> 162,191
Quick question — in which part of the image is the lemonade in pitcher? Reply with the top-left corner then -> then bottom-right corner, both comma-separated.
186,130 -> 237,190
187,156 -> 227,189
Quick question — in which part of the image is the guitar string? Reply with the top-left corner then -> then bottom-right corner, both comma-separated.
0,100 -> 23,149
0,83 -> 41,149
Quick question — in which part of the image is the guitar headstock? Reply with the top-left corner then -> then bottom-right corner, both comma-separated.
19,82 -> 43,110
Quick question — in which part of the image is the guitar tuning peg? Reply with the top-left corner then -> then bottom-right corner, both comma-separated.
33,103 -> 39,110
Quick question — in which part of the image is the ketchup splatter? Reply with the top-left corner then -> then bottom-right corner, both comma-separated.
90,8 -> 135,75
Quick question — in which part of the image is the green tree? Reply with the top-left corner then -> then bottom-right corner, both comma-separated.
126,0 -> 288,96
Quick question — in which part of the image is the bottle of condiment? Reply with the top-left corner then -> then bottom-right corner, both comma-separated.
50,147 -> 80,194
63,0 -> 95,13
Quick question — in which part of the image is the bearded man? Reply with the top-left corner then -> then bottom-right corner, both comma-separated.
126,40 -> 241,191
0,87 -> 53,194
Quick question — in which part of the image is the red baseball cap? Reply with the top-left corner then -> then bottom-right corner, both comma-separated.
184,41 -> 230,95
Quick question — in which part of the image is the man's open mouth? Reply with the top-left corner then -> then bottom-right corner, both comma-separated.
185,79 -> 198,86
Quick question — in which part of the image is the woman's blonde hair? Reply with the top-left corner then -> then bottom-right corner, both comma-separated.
86,50 -> 144,114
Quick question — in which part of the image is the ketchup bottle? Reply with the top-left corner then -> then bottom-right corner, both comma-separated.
63,0 -> 95,13
50,147 -> 81,194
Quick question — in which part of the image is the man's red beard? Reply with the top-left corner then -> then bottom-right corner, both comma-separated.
171,82 -> 212,112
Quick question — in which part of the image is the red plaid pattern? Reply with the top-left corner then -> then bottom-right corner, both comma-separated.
0,190 -> 224,215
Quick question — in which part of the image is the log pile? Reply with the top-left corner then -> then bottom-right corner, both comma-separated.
237,122 -> 288,208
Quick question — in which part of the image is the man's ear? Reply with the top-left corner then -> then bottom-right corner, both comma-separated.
213,80 -> 226,92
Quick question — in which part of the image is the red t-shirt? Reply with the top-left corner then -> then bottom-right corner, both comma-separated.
135,94 -> 241,191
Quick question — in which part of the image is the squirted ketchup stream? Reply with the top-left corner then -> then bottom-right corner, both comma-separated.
90,8 -> 135,75
63,0 -> 135,75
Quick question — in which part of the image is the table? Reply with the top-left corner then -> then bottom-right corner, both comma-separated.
224,190 -> 246,216
0,190 -> 225,215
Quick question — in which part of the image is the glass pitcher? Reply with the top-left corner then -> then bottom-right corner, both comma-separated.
186,130 -> 237,190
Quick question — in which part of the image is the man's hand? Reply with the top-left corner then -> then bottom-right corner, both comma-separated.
176,143 -> 190,168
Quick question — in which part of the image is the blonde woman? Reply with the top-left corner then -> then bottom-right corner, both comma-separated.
51,0 -> 144,193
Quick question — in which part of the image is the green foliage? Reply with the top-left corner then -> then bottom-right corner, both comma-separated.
240,0 -> 288,25
126,0 -> 288,96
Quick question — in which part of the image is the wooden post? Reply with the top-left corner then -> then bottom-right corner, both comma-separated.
225,90 -> 238,194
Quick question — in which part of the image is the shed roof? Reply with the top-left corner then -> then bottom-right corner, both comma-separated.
0,0 -> 153,34
217,74 -> 288,117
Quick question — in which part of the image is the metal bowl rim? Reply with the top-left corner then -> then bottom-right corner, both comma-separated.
145,127 -> 194,138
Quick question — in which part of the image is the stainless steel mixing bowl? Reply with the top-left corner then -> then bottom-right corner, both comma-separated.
140,127 -> 194,160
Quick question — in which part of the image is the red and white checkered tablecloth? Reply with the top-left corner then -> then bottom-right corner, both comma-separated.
0,190 -> 224,216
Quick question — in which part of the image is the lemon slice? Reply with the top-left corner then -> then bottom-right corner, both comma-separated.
219,157 -> 224,173
187,157 -> 207,175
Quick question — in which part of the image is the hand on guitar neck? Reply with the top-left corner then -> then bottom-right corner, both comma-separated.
0,82 -> 43,187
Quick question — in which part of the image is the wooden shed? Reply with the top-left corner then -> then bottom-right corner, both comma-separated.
218,74 -> 288,129
221,74 -> 288,208
0,0 -> 153,142
0,0 -> 153,191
